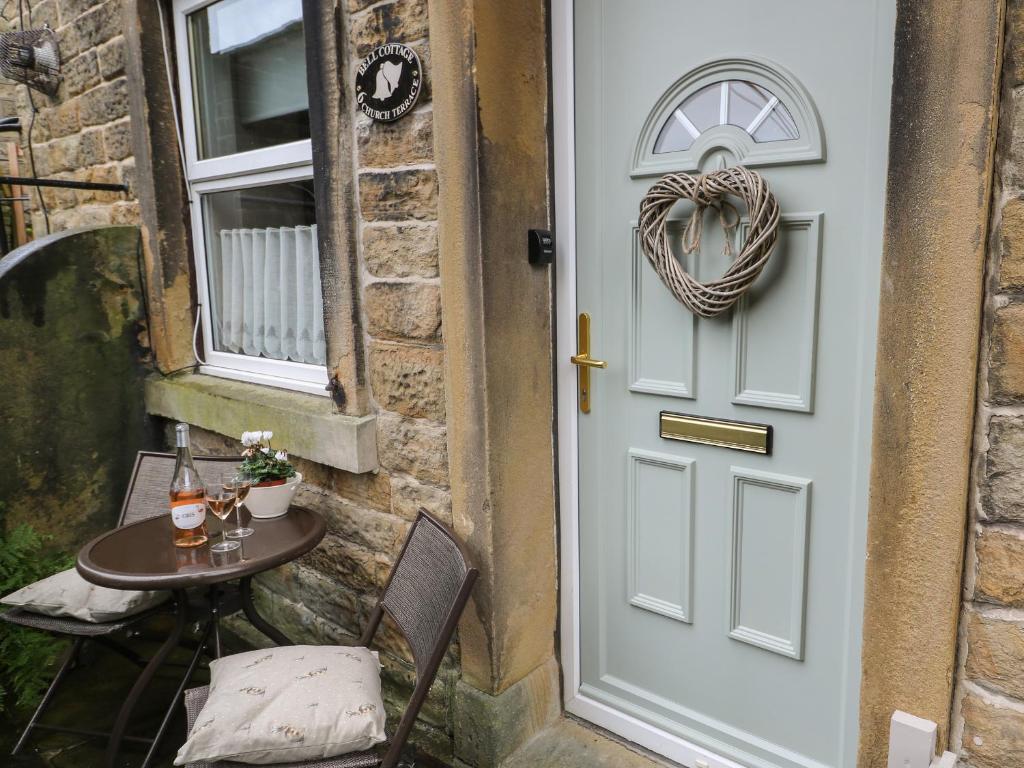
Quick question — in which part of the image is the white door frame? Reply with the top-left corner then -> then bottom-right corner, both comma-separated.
552,3 -> 742,766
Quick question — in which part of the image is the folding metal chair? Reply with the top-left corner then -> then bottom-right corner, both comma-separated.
3,451 -> 241,766
181,510 -> 479,768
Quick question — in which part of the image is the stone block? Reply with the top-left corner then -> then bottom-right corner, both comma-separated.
103,118 -> 131,160
51,204 -> 112,229
40,178 -> 76,210
304,532 -> 392,591
349,0 -> 428,59
965,609 -> 1024,701
79,77 -> 128,127
42,100 -> 81,139
454,658 -> 560,768
87,163 -> 124,203
257,561 -> 363,637
291,461 -> 392,515
390,473 -> 452,525
989,302 -> 1024,403
59,0 -> 97,23
79,127 -> 106,166
357,108 -> 433,168
377,410 -> 449,487
379,653 -> 455,730
27,0 -> 58,29
98,34 -> 126,79
364,281 -> 441,341
369,341 -> 445,420
62,50 -> 100,97
77,0 -> 124,48
294,485 -> 409,556
982,415 -> 1024,522
110,200 -> 140,225
975,526 -> 1024,606
45,135 -> 80,173
362,222 -> 438,278
359,169 -> 438,222
960,691 -> 1024,768
999,197 -> 1024,289
57,22 -> 84,60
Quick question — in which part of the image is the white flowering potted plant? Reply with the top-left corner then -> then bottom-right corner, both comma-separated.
240,431 -> 301,519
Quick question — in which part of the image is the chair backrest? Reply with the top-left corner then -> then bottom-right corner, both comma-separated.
118,451 -> 243,527
361,510 -> 478,768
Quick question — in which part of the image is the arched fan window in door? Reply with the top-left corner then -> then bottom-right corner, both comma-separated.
654,80 -> 800,153
631,57 -> 824,177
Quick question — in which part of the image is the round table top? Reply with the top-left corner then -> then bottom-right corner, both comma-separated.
77,507 -> 326,590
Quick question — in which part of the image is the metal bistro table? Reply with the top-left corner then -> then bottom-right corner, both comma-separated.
76,506 -> 326,768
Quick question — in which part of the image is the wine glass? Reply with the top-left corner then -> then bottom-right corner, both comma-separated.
205,482 -> 240,554
223,470 -> 254,539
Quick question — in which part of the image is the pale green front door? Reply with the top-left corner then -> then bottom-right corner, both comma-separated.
572,3 -> 896,767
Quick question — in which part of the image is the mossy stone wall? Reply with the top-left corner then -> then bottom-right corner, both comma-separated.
0,225 -> 158,550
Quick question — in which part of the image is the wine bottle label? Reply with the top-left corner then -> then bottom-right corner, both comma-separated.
171,502 -> 205,529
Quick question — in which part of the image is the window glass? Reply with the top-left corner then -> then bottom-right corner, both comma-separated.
187,0 -> 310,159
752,102 -> 799,143
653,79 -> 800,154
653,111 -> 695,154
678,83 -> 721,134
202,181 -> 325,366
727,81 -> 771,131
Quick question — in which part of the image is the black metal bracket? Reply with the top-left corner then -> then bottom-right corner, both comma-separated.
528,228 -> 554,266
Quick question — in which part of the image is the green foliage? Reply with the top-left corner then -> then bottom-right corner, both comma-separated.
240,433 -> 296,485
241,450 -> 296,485
0,524 -> 75,712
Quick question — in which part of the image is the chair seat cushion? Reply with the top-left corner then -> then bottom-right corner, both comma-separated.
174,645 -> 387,766
0,567 -> 169,623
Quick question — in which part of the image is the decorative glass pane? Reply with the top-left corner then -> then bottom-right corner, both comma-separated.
654,110 -> 695,154
202,181 -> 325,365
680,83 -> 722,134
652,79 -> 800,154
187,0 -> 310,160
752,102 -> 800,143
727,81 -> 771,132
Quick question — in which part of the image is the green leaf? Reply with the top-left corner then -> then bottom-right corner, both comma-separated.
0,524 -> 73,712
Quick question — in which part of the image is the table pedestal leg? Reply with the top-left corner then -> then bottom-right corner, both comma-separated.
105,590 -> 188,768
240,576 -> 293,646
139,618 -> 212,768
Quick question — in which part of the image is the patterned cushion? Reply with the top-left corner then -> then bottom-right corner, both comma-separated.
174,645 -> 386,766
0,568 -> 169,623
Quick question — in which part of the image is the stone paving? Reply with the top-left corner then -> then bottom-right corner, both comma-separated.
1,618 -> 217,768
501,717 -> 671,768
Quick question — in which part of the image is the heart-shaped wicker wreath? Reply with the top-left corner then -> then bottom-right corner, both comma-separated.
637,166 -> 781,318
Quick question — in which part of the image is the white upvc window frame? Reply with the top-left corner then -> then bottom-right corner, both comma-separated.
173,0 -> 328,396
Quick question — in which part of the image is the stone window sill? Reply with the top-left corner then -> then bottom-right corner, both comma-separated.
144,374 -> 378,474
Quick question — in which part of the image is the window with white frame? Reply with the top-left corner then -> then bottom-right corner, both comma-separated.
174,0 -> 327,395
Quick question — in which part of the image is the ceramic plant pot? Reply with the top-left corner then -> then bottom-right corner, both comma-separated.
245,473 -> 302,519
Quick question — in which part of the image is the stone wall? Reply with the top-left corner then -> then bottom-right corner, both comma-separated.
151,0 -> 455,761
953,3 -> 1024,765
0,226 -> 155,549
0,0 -> 137,237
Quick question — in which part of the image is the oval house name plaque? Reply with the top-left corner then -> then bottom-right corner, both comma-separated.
356,43 -> 422,122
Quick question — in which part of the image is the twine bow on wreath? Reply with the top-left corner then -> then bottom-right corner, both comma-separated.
637,165 -> 781,318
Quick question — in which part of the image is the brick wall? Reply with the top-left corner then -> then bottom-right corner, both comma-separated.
0,0 -> 137,237
954,3 -> 1024,765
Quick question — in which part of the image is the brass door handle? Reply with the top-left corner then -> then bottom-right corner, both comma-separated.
571,353 -> 607,369
572,313 -> 606,413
